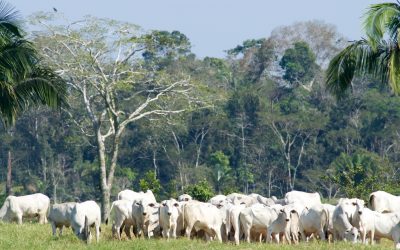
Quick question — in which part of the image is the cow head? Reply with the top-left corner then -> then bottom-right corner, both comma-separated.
344,227 -> 359,243
162,199 -> 180,217
353,199 -> 365,215
76,216 -> 92,244
137,198 -> 158,219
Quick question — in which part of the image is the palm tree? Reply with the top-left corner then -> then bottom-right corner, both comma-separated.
326,2 -> 400,96
0,1 -> 66,126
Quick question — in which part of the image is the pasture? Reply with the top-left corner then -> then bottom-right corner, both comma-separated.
0,223 -> 392,250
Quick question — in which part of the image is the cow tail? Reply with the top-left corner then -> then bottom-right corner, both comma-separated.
107,202 -> 115,225
322,207 -> 329,240
369,194 -> 375,210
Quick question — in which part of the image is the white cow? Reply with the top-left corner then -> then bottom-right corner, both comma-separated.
178,194 -> 192,202
369,191 -> 400,213
268,204 -> 297,244
255,194 -> 276,206
183,201 -> 224,242
226,203 -> 246,245
159,199 -> 181,239
108,200 -> 135,240
133,197 -> 159,238
48,202 -> 76,236
239,203 -> 282,243
0,193 -> 50,224
227,193 -> 258,207
354,199 -> 400,248
118,189 -> 156,202
299,204 -> 329,241
332,202 -> 358,243
209,195 -> 228,206
322,203 -> 336,239
70,200 -> 101,243
284,191 -> 321,207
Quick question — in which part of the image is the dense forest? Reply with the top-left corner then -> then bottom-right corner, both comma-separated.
1,11 -> 399,211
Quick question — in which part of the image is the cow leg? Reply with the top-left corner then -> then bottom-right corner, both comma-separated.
17,214 -> 23,224
266,230 -> 272,243
51,222 -> 57,236
285,232 -> 291,245
213,227 -> 222,243
171,224 -> 177,239
274,233 -> 280,244
95,223 -> 100,243
185,223 -> 194,240
319,229 -> 326,241
60,225 -> 64,236
243,225 -> 250,243
370,229 -> 375,245
234,225 -> 240,245
162,227 -> 168,239
124,223 -> 132,239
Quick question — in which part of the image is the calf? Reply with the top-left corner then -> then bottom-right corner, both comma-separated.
159,199 -> 181,239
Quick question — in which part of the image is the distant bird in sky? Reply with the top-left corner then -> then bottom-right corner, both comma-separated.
53,7 -> 57,12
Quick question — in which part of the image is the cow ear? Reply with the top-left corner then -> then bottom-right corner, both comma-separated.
174,203 -> 179,207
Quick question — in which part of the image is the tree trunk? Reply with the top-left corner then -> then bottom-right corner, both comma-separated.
53,183 -> 58,204
97,127 -> 110,222
6,150 -> 12,196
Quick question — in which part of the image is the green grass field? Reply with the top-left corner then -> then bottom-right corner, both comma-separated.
0,222 -> 394,250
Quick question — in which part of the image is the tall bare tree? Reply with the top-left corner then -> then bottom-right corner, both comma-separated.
31,14 -> 205,220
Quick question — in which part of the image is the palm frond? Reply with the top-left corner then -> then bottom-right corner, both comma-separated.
326,41 -> 364,97
0,39 -> 37,82
14,66 -> 67,110
0,1 -> 21,38
326,39 -> 396,97
388,46 -> 400,94
363,3 -> 400,49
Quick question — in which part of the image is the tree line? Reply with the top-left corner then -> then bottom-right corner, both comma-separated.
1,2 -> 400,221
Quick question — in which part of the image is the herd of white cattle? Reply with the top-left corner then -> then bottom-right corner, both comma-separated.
1,190 -> 400,248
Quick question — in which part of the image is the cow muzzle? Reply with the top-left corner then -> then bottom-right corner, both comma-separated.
167,212 -> 172,216
142,212 -> 147,216
285,219 -> 290,222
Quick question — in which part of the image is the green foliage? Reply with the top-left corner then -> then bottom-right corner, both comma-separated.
227,38 -> 265,56
327,149 -> 391,200
280,41 -> 318,85
184,179 -> 214,202
139,171 -> 161,198
326,2 -> 400,96
0,2 -> 66,127
209,151 -> 231,193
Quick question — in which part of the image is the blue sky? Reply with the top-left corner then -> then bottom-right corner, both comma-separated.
12,0 -> 388,58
